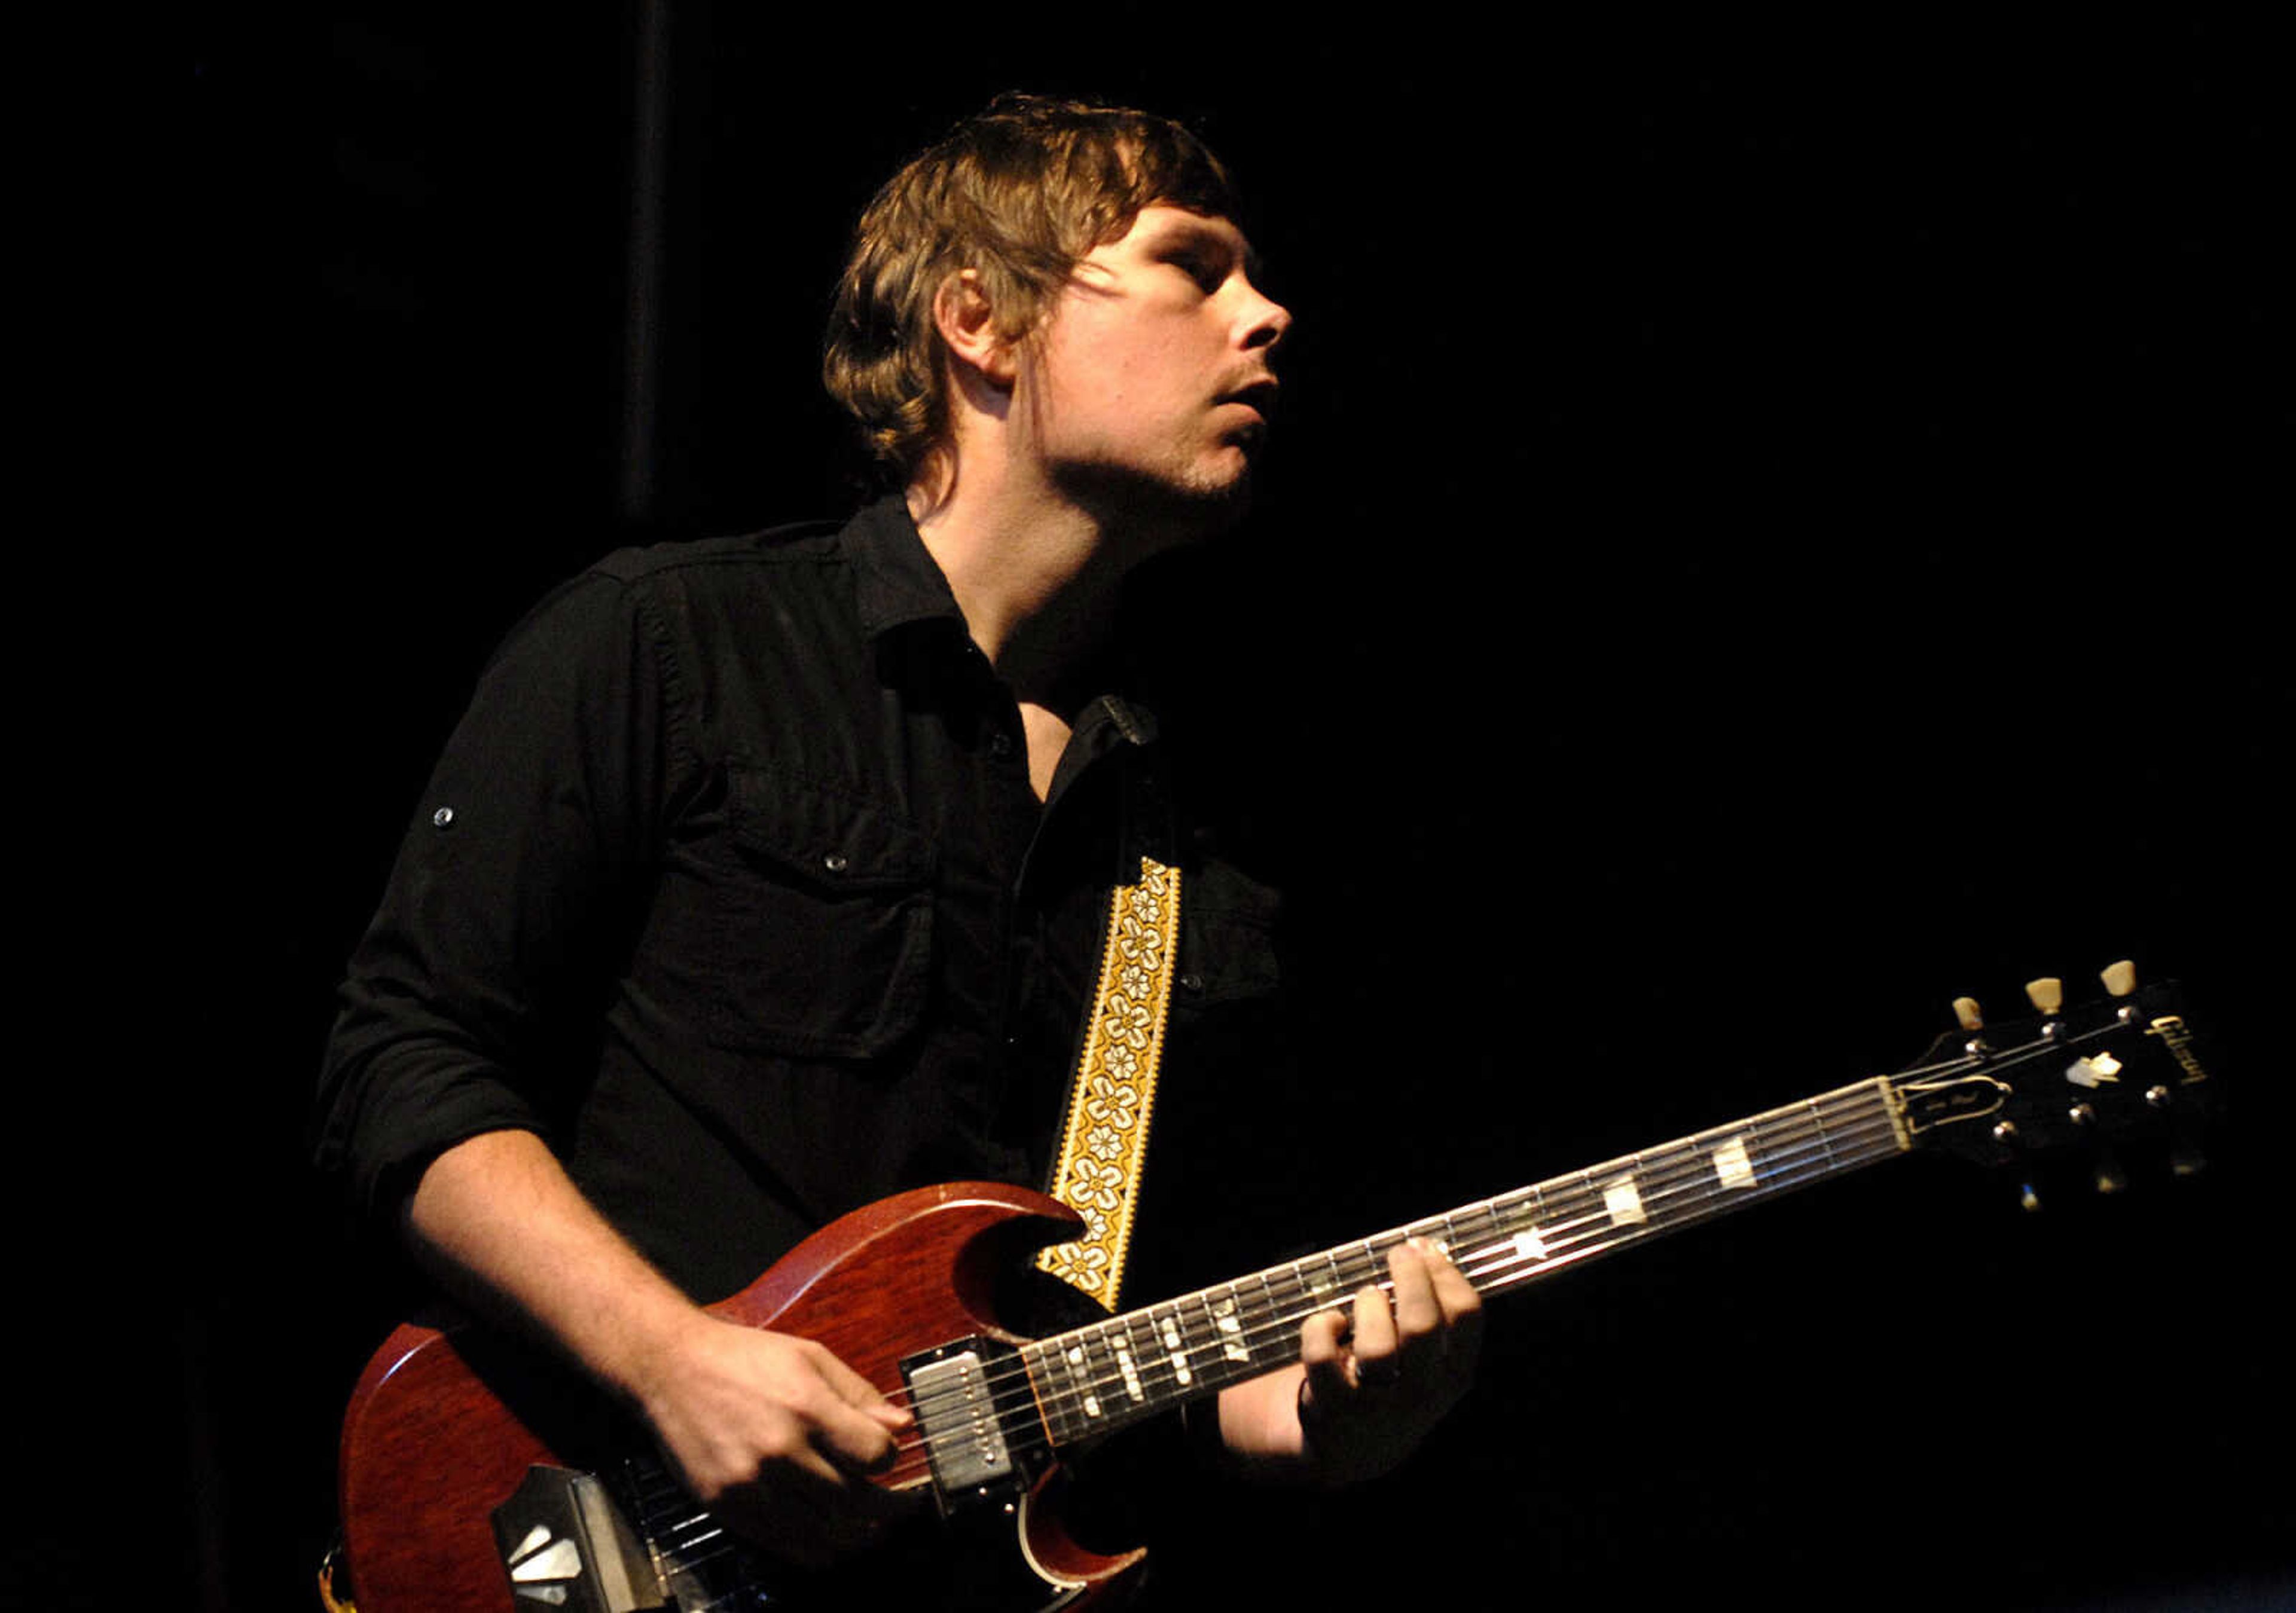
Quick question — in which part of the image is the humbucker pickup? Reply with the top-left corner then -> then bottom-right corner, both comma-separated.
902,1337 -> 1036,1513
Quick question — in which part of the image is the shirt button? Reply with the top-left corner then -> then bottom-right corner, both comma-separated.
822,853 -> 850,873
1180,972 -> 1205,994
988,731 -> 1015,760
432,806 -> 455,829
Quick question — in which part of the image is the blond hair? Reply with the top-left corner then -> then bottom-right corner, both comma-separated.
823,94 -> 1241,485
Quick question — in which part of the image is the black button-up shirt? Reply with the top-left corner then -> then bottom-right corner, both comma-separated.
315,496 -> 1285,1306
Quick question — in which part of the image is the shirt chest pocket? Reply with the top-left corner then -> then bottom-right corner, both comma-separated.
695,766 -> 937,1059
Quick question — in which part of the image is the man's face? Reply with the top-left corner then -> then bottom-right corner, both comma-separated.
1020,204 -> 1291,527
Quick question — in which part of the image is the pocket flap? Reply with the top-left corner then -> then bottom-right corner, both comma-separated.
727,763 -> 936,891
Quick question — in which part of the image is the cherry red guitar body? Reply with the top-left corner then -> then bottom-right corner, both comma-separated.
337,1181 -> 1144,1612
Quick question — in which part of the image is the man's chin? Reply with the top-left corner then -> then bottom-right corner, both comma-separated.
1054,457 -> 1257,550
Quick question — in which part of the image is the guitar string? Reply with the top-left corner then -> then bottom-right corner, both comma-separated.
919,1014 -> 2122,1451
883,1100 -> 1908,1461
648,1060 -> 2016,1571
641,1111 -> 1918,1559
988,1130 -> 1909,1454
644,1052 -> 2042,1580
875,1099 -> 1912,1476
631,1025 -> 2117,1574
638,1110 -> 1910,1587
643,1083 -> 1864,1606
1008,1112 -> 1904,1425
718,1018 -> 2103,1505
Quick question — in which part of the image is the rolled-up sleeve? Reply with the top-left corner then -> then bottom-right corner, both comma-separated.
312,570 -> 678,1230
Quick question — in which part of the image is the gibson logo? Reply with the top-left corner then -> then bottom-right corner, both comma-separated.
2146,1015 -> 2211,1085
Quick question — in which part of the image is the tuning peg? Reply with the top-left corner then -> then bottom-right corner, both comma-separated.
2072,1105 -> 2130,1194
2100,960 -> 2138,997
2025,977 -> 2064,1015
1953,997 -> 1983,1031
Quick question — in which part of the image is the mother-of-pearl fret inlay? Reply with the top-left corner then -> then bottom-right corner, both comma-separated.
1066,1344 -> 1100,1419
1213,1297 -> 1248,1361
1020,1077 -> 1912,1454
1158,1316 -> 1192,1386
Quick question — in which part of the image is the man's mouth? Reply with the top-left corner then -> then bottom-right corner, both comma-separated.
1217,380 -> 1281,423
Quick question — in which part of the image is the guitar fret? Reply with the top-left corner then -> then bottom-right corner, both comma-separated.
1132,1304 -> 1168,1398
1039,1084 -> 1903,1453
981,1082 -> 1921,1465
1155,1304 -> 1195,1389
1733,1114 -> 1766,1191
1144,1306 -> 1176,1396
1034,1339 -> 1080,1443
1207,1286 -> 1252,1365
1806,1099 -> 1837,1171
1515,1184 -> 1552,1257
1480,1189 -> 1528,1266
1115,1314 -> 1150,1404
1602,1151 -> 1649,1230
1070,1336 -> 1106,1425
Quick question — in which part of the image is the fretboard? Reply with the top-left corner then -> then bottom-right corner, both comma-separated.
1024,1076 -> 1909,1446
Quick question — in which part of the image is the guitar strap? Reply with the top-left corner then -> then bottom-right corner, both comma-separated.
1035,709 -> 1180,1311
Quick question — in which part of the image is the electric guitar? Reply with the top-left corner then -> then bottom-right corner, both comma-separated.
332,964 -> 2215,1612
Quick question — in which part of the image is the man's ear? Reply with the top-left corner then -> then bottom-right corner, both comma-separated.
933,269 -> 1020,390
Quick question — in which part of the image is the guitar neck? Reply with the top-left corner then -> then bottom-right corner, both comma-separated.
1024,1076 -> 1911,1445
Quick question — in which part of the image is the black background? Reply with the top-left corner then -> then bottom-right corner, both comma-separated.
94,11 -> 2290,1611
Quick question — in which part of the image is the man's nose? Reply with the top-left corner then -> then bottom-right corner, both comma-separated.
1243,285 -> 1292,353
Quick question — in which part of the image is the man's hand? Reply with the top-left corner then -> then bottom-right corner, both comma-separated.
1217,1236 -> 1483,1484
404,1130 -> 918,1568
633,1315 -> 918,1568
1297,1236 -> 1483,1481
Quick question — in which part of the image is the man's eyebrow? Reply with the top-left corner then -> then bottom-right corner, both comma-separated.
1150,214 -> 1262,277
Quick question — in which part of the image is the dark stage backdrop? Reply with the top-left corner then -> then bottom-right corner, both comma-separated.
114,12 -> 2288,1612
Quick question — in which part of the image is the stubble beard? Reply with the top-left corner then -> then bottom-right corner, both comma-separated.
1048,445 -> 1259,560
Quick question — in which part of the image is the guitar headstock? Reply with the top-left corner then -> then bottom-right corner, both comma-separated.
1892,961 -> 2217,1203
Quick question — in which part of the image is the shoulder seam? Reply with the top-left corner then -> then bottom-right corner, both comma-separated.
582,527 -> 845,588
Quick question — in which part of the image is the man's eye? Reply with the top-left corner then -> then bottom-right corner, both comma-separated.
1170,256 -> 1224,292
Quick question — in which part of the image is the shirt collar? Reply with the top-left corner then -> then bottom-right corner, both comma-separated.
842,494 -> 969,641
840,493 -> 1161,751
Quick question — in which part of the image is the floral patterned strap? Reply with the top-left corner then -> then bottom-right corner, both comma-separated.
1036,856 -> 1180,1310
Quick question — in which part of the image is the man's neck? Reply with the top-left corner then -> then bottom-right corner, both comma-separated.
906,465 -> 1127,723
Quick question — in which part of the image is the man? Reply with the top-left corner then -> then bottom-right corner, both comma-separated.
316,94 -> 1479,1582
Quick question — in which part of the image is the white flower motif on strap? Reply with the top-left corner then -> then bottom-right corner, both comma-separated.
1036,856 -> 1181,1310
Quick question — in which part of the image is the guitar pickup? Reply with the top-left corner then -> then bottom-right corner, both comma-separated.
903,1344 -> 1016,1508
